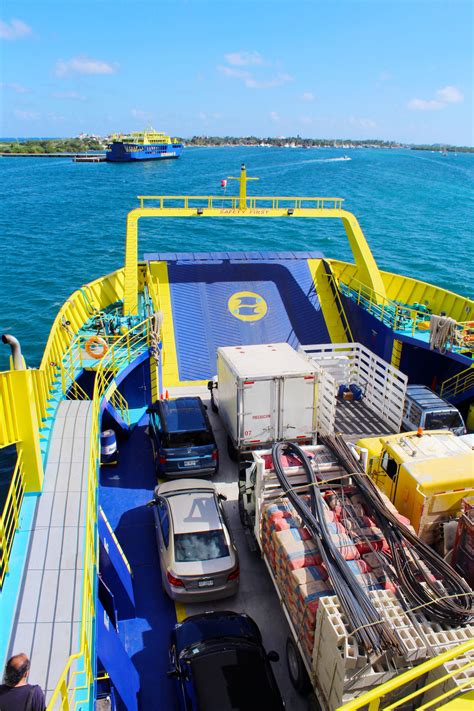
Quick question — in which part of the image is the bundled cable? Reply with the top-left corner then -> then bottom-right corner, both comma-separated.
272,441 -> 401,656
320,434 -> 474,626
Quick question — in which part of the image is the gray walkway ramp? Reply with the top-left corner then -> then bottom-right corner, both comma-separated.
8,400 -> 92,698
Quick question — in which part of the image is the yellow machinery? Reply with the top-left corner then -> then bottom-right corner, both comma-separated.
358,430 -> 474,545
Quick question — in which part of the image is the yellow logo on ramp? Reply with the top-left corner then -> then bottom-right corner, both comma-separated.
228,291 -> 268,321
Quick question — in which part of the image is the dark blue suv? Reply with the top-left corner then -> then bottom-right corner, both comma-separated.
169,611 -> 285,710
147,397 -> 218,478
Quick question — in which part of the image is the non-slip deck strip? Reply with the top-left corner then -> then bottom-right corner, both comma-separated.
7,400 -> 92,698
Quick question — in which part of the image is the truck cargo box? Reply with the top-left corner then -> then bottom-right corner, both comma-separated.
216,343 -> 317,451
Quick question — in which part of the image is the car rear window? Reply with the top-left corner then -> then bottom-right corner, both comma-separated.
425,411 -> 463,430
174,530 -> 229,562
190,647 -> 282,710
165,430 -> 214,448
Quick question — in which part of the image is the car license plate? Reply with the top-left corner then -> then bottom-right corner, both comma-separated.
198,579 -> 214,588
184,460 -> 197,467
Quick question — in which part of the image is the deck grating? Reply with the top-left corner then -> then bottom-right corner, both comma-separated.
7,400 -> 92,698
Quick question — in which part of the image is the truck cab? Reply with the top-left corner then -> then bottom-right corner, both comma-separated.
358,430 -> 474,545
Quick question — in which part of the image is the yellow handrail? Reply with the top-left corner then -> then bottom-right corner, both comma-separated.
336,639 -> 474,710
47,317 -> 151,709
0,450 -> 25,587
338,273 -> 474,346
137,194 -> 345,210
0,372 -> 20,446
440,365 -> 474,399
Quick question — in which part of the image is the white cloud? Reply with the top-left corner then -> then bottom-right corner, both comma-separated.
219,53 -> 292,90
300,92 -> 315,102
245,72 -> 292,89
13,109 -> 40,120
408,98 -> 444,111
52,90 -> 86,100
349,117 -> 377,129
55,56 -> 116,77
269,111 -> 280,123
1,82 -> 31,93
0,18 -> 32,40
131,108 -> 153,122
224,51 -> 263,67
46,112 -> 66,122
218,65 -> 251,80
436,85 -> 463,104
408,85 -> 464,111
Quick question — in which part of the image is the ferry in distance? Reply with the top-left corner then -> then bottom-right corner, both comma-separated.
106,128 -> 183,162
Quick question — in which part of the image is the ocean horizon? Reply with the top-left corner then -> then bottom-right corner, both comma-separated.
1,146 -> 473,370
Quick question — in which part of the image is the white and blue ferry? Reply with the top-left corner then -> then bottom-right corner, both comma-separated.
106,128 -> 183,162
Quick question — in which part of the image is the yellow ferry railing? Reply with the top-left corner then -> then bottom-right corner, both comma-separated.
47,317 -> 152,710
440,365 -> 474,400
39,271 -> 128,422
336,639 -> 474,710
137,194 -> 344,210
0,372 -> 20,447
0,449 -> 25,587
337,273 -> 474,353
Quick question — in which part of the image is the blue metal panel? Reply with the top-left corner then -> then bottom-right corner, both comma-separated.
98,509 -> 135,619
96,600 -> 140,711
168,258 -> 330,380
99,414 -> 179,710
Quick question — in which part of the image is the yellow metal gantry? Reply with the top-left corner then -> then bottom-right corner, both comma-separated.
123,165 -> 387,315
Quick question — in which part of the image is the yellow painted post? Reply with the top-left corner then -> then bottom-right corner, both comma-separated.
123,210 -> 140,316
9,370 -> 44,492
239,164 -> 247,209
340,211 -> 386,302
391,339 -> 403,369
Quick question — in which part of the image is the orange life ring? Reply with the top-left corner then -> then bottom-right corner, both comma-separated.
85,335 -> 108,359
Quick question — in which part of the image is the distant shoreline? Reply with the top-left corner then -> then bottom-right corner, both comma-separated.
0,136 -> 472,155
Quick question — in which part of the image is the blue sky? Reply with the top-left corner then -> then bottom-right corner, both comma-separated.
1,0 -> 472,144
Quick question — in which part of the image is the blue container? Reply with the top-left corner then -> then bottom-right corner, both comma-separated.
349,383 -> 363,401
101,429 -> 118,465
338,383 -> 349,399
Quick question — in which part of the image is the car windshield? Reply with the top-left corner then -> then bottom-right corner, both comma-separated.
189,647 -> 282,711
174,530 -> 229,562
164,430 -> 213,448
425,411 -> 463,430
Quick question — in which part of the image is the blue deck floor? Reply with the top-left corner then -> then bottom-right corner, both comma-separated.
99,413 -> 178,710
166,257 -> 330,380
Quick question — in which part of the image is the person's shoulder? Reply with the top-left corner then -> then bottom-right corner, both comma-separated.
29,684 -> 46,710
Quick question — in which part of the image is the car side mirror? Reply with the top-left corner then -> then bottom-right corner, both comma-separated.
267,651 -> 279,663
218,493 -> 227,501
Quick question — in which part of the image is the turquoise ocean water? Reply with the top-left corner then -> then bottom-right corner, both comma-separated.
1,147 -> 473,370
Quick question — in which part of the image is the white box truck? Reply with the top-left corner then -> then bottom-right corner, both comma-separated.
209,343 -> 317,460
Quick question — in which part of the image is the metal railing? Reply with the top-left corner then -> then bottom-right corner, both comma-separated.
440,365 -> 474,400
336,639 -> 474,710
0,450 -> 25,587
47,317 -> 152,709
0,372 -> 20,447
338,275 -> 474,353
137,194 -> 344,210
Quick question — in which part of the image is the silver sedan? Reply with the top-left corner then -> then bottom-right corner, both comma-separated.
148,479 -> 239,602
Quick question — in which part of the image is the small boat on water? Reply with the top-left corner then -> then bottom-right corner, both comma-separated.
105,128 -> 183,162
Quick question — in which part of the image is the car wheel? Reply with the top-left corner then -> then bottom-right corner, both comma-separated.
286,637 -> 312,694
238,491 -> 248,527
227,435 -> 238,462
